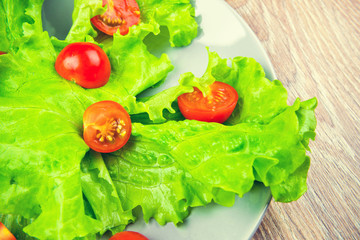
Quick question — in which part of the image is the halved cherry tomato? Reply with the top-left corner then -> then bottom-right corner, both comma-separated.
0,222 -> 16,240
109,231 -> 148,240
83,101 -> 131,153
177,81 -> 239,123
55,42 -> 111,89
0,51 -> 6,55
91,0 -> 141,35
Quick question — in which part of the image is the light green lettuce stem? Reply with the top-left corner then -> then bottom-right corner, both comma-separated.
0,0 -> 44,52
80,151 -> 134,234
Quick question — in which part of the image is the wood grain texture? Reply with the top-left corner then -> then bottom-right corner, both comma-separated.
225,0 -> 360,239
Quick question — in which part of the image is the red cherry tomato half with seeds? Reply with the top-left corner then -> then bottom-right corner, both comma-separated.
91,0 -> 141,36
177,81 -> 239,123
109,231 -> 148,240
83,101 -> 131,153
0,222 -> 16,240
55,42 -> 111,89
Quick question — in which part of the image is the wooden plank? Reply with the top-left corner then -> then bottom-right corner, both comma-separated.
225,0 -> 360,239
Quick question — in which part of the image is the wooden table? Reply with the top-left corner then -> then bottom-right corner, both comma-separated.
225,0 -> 360,239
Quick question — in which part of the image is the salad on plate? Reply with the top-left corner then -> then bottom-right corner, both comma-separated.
0,0 -> 317,239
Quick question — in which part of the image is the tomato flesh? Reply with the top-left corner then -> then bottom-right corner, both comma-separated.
178,81 -> 239,123
0,222 -> 16,240
55,42 -> 111,89
91,0 -> 140,35
109,231 -> 148,240
83,101 -> 131,153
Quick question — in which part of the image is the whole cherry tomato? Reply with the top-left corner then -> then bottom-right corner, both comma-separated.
55,42 -> 111,89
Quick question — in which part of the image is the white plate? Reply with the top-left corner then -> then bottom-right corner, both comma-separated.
42,0 -> 273,239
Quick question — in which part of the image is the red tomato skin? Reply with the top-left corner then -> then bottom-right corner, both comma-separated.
179,104 -> 234,123
91,0 -> 141,35
178,81 -> 239,123
109,231 -> 148,240
55,42 -> 111,89
0,222 -> 16,240
0,51 -> 6,55
83,101 -> 131,153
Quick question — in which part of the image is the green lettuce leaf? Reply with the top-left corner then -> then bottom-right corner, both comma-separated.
131,49 -> 221,122
132,49 -> 288,124
136,0 -> 198,47
85,32 -> 174,111
0,0 -> 44,53
104,99 -> 315,225
81,151 -> 135,234
0,97 -> 102,239
65,0 -> 105,42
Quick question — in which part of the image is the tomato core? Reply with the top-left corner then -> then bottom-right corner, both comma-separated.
178,81 -> 239,123
91,0 -> 141,35
83,101 -> 131,153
